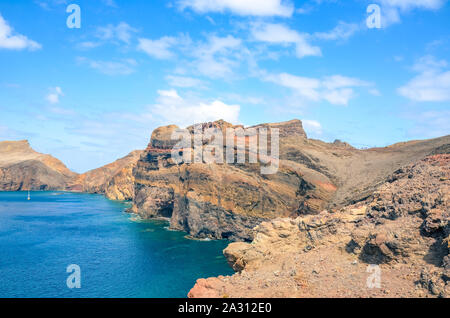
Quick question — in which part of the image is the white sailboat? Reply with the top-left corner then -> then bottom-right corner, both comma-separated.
27,190 -> 31,201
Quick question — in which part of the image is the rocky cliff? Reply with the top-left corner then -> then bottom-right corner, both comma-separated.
189,154 -> 450,298
131,119 -> 450,242
0,140 -> 76,191
68,150 -> 143,200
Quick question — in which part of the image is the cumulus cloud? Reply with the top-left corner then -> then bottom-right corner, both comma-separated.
151,89 -> 240,127
177,0 -> 294,17
190,35 -> 243,78
0,14 -> 41,50
265,73 -> 373,106
251,23 -> 321,58
46,87 -> 64,104
398,55 -> 450,102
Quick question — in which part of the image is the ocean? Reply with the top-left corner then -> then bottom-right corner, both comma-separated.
0,191 -> 233,298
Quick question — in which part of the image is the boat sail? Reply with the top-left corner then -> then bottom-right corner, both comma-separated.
27,191 -> 30,201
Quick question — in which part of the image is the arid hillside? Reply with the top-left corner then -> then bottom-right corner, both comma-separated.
189,154 -> 450,298
68,150 -> 143,200
0,140 -> 76,191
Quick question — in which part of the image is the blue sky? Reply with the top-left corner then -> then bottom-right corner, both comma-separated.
0,0 -> 449,172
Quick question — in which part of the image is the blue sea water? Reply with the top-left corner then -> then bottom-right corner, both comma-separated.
0,192 -> 233,298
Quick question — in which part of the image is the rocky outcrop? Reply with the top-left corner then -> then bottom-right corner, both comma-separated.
69,150 -> 143,200
132,119 -> 449,241
132,120 -> 327,241
189,155 -> 450,298
0,140 -> 76,191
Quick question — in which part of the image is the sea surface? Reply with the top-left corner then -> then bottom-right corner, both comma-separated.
0,192 -> 233,298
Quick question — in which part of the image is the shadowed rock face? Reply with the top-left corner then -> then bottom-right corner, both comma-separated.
131,119 -> 450,241
0,140 -> 76,191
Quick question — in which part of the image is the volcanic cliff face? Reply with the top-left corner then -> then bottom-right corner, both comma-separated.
0,140 -> 77,191
69,150 -> 143,200
189,154 -> 450,298
131,119 -> 450,242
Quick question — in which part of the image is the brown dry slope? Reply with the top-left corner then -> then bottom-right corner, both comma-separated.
131,119 -> 449,242
189,154 -> 449,298
69,150 -> 143,200
0,140 -> 77,191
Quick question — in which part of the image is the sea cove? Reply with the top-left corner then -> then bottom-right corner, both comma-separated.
0,192 -> 233,298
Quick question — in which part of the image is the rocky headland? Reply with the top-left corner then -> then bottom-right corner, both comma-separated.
0,140 -> 143,200
0,140 -> 76,191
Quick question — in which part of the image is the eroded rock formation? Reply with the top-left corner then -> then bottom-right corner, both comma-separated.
131,119 -> 449,241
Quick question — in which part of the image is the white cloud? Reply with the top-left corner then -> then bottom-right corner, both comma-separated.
77,57 -> 137,75
79,22 -> 137,49
265,72 -> 373,106
251,23 -> 321,58
303,119 -> 322,135
380,0 -> 446,10
222,93 -> 265,105
151,89 -> 240,127
46,86 -> 64,104
137,36 -> 182,59
165,75 -> 207,88
267,73 -> 320,101
138,33 -> 245,78
96,22 -> 137,44
314,22 -> 360,41
398,55 -> 450,102
191,35 -> 243,78
0,14 -> 41,50
378,0 -> 447,26
177,0 -> 294,17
